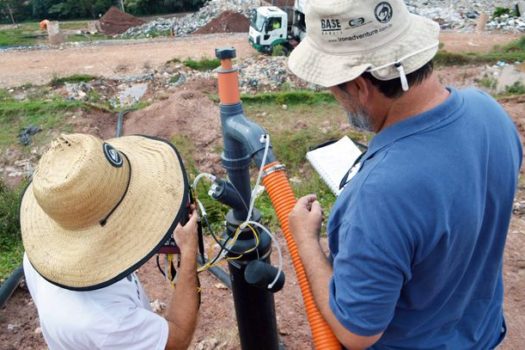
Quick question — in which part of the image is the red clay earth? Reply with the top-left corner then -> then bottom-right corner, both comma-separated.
194,11 -> 250,35
1,78 -> 524,349
98,6 -> 145,35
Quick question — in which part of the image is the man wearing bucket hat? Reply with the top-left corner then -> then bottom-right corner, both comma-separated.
20,133 -> 200,349
288,0 -> 522,349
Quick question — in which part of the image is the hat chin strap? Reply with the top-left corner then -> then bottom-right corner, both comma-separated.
99,151 -> 132,227
367,42 -> 439,92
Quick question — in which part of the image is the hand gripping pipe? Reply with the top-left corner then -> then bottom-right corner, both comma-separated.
215,46 -> 341,350
262,162 -> 341,350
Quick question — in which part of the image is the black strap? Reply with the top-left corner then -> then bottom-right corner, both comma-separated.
100,152 -> 132,226
339,152 -> 366,191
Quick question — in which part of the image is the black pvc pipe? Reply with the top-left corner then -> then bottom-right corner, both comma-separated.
229,257 -> 280,350
0,265 -> 23,309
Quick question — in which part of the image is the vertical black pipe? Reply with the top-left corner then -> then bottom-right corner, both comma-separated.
223,211 -> 279,350
229,257 -> 280,350
216,47 -> 280,350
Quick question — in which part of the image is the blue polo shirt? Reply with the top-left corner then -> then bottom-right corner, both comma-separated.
327,88 -> 522,349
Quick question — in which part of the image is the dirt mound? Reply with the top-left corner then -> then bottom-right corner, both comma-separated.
122,87 -> 224,174
194,11 -> 250,34
98,6 -> 145,35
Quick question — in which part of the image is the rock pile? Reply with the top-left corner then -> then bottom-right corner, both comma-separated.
486,14 -> 525,32
405,0 -> 525,32
119,0 -> 525,38
120,0 -> 261,38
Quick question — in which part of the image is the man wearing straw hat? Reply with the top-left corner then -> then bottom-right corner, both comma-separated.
20,134 -> 200,349
287,0 -> 522,349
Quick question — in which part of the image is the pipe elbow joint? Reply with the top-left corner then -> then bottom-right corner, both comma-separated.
222,114 -> 275,167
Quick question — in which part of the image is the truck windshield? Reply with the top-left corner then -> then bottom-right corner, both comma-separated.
251,13 -> 267,32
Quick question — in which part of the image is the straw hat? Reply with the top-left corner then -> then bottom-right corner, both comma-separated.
20,134 -> 189,290
288,0 -> 440,87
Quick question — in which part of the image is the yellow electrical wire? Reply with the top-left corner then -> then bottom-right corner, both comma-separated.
197,224 -> 260,272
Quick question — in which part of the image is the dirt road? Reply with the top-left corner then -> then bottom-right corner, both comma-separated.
0,33 -> 254,88
0,32 -> 521,88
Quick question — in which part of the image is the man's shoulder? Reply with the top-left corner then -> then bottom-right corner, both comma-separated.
458,87 -> 507,115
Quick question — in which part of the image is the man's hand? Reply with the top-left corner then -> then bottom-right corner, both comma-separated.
289,194 -> 323,247
173,207 -> 198,256
165,207 -> 200,350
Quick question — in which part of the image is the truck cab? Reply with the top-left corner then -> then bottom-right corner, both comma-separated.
249,6 -> 288,53
291,0 -> 307,41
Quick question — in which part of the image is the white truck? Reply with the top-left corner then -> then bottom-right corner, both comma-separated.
248,0 -> 307,54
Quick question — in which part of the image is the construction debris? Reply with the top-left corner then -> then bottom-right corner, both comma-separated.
406,0 -> 525,32
487,13 -> 525,32
119,0 -> 525,40
47,21 -> 65,45
18,126 -> 42,146
97,6 -> 145,35
120,0 -> 260,38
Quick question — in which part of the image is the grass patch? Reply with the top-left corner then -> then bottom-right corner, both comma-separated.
171,133 -> 228,228
0,180 -> 25,282
183,57 -> 221,71
0,23 -> 41,46
493,7 -> 518,18
0,21 -> 113,47
241,90 -> 336,105
0,92 -> 84,147
50,74 -> 98,86
272,44 -> 286,57
504,81 -> 525,95
503,36 -> 525,52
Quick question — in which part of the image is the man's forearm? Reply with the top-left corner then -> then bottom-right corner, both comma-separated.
297,240 -> 333,317
165,252 -> 199,349
298,239 -> 382,350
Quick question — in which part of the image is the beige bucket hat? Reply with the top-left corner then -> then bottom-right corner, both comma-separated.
20,134 -> 189,290
288,0 -> 440,88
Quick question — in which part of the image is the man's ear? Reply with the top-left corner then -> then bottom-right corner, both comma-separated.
353,76 -> 370,106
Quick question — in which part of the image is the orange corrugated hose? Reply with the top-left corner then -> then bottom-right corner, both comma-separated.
262,162 -> 341,350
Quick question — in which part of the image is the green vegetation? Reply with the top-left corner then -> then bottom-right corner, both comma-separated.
493,7 -> 518,18
0,89 -> 84,147
0,0 -> 206,23
241,90 -> 336,106
435,36 -> 525,66
504,81 -> 525,95
504,36 -> 525,52
50,74 -> 98,86
0,180 -> 24,282
0,23 -> 41,46
0,21 -> 111,47
183,57 -> 221,71
271,44 -> 286,57
169,73 -> 182,84
477,74 -> 498,91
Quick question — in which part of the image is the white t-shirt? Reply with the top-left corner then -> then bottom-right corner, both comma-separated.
23,254 -> 169,350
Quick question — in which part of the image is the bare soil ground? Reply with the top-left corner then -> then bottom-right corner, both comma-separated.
0,32 -> 520,88
1,32 -> 524,349
0,33 -> 253,88
439,32 -> 523,53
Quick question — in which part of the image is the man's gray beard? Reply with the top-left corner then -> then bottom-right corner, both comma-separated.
347,109 -> 374,132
